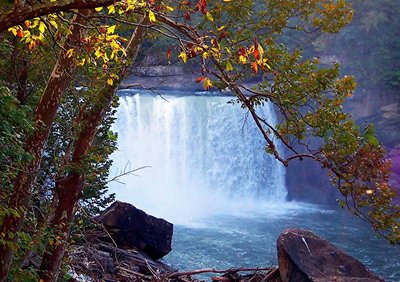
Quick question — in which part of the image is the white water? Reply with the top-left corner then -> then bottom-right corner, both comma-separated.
109,92 -> 290,225
107,92 -> 400,281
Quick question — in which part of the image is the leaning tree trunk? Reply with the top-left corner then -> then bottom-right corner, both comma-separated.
38,16 -> 150,282
0,11 -> 91,281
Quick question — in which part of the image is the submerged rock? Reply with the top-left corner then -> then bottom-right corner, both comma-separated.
277,228 -> 384,282
96,201 -> 173,260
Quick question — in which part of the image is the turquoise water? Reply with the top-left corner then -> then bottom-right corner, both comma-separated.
165,206 -> 400,281
110,91 -> 400,281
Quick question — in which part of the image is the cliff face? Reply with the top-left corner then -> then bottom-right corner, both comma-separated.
286,88 -> 400,205
348,88 -> 400,191
347,88 -> 400,148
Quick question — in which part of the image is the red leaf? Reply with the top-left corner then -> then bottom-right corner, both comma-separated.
99,26 -> 107,34
254,48 -> 260,60
184,11 -> 191,21
16,29 -> 23,38
196,76 -> 204,83
195,0 -> 207,14
238,47 -> 247,57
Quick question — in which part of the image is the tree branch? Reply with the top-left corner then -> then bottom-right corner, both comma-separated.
0,0 -> 119,33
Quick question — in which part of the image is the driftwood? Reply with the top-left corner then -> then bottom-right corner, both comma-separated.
68,223 -> 282,282
168,267 -> 274,278
70,241 -> 281,282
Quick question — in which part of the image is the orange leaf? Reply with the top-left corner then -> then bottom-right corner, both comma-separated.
251,61 -> 258,74
167,48 -> 172,63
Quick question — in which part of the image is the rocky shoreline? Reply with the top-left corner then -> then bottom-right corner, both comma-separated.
68,202 -> 384,282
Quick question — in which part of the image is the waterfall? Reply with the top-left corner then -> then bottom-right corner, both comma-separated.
108,92 -> 287,225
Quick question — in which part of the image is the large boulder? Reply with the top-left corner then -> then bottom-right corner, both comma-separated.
277,229 -> 384,282
96,201 -> 173,260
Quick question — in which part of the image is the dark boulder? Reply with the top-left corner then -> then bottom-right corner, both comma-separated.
96,201 -> 173,260
277,229 -> 384,282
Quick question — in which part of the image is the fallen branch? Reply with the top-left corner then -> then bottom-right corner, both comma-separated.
168,267 -> 273,278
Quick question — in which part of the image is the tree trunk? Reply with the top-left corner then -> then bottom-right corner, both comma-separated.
39,16 -> 150,282
0,11 -> 90,282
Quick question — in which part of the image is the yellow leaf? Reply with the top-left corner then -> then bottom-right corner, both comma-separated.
49,19 -> 58,29
205,11 -> 214,22
32,18 -> 40,28
107,78 -> 113,86
107,25 -> 116,34
95,48 -> 102,58
203,77 -> 213,90
148,10 -> 156,22
38,21 -> 46,33
8,27 -> 17,36
103,52 -> 109,63
38,33 -> 45,42
178,51 -> 187,63
108,5 -> 115,14
263,60 -> 272,70
226,61 -> 233,71
66,48 -> 74,58
78,58 -> 86,66
65,28 -> 72,36
95,7 -> 103,12
165,5 -> 174,11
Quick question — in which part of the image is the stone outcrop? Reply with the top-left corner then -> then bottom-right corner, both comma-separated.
96,201 -> 173,260
121,65 -> 205,91
277,229 -> 384,282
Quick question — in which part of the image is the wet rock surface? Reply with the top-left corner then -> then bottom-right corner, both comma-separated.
96,201 -> 173,260
277,228 -> 384,282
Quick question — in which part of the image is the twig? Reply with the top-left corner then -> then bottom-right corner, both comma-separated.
168,267 -> 273,278
117,266 -> 150,278
261,267 -> 280,282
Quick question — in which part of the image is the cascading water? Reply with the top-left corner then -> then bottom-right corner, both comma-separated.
108,91 -> 287,225
108,91 -> 400,281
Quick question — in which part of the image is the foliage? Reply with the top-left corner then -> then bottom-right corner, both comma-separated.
148,0 -> 398,242
0,87 -> 33,191
0,0 -> 399,280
